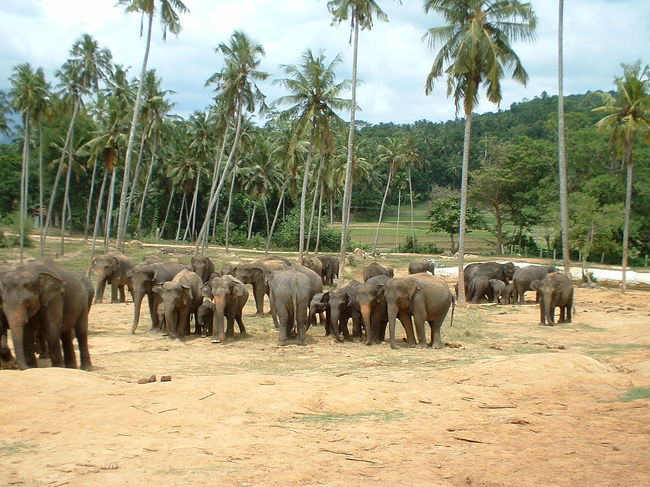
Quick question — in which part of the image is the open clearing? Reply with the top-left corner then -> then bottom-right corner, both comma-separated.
1,254 -> 650,486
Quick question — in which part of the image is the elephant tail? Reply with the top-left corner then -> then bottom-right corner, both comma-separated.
449,296 -> 455,327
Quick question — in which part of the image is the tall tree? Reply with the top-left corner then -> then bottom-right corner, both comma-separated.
557,0 -> 570,275
423,0 -> 537,303
195,30 -> 268,254
327,0 -> 395,271
594,62 -> 650,293
116,0 -> 188,250
273,50 -> 351,261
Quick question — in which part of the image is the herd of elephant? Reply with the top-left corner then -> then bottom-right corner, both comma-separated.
0,250 -> 574,371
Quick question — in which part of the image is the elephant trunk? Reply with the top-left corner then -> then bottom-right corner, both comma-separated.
6,308 -> 30,370
94,272 -> 107,303
165,306 -> 180,339
131,291 -> 145,334
212,295 -> 226,343
328,307 -> 340,340
387,302 -> 399,350
359,302 -> 373,345
543,293 -> 554,325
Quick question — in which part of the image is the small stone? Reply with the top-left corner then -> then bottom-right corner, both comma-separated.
160,375 -> 172,382
147,375 -> 156,383
137,378 -> 148,384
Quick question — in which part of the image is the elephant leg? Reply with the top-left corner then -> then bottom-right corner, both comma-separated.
118,285 -> 126,303
61,329 -> 77,368
236,310 -> 246,334
1,331 -> 13,363
23,324 -> 38,368
252,282 -> 265,315
277,308 -> 289,346
428,319 -> 444,349
412,310 -> 428,348
36,330 -> 50,359
566,302 -> 573,323
397,310 -> 416,346
110,281 -> 119,303
351,313 -> 362,343
43,323 -> 64,368
127,284 -> 135,302
225,311 -> 235,337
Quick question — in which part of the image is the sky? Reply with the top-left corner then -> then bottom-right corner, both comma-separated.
1,0 -> 648,125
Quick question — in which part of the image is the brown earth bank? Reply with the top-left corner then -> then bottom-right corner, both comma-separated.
1,282 -> 649,487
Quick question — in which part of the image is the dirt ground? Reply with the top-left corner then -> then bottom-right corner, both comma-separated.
1,269 -> 649,487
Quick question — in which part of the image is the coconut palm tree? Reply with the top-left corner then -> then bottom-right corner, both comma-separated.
273,49 -> 351,260
195,30 -> 268,253
594,62 -> 650,294
116,0 -> 189,250
423,0 -> 537,303
557,0 -> 570,275
40,34 -> 112,255
9,63 -> 50,262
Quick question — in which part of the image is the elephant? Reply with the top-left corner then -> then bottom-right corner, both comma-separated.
0,258 -> 92,371
502,283 -> 514,304
269,264 -> 322,333
408,258 -> 436,275
204,275 -> 248,343
322,280 -> 363,342
531,273 -> 574,326
130,260 -> 187,334
197,300 -> 214,337
513,265 -> 556,304
191,255 -> 215,284
363,262 -> 394,282
154,269 -> 203,339
232,257 -> 291,315
467,275 -> 491,303
356,274 -> 390,345
317,255 -> 339,285
301,256 -> 323,280
464,261 -> 516,288
385,273 -> 454,350
221,263 -> 235,276
92,250 -> 134,303
308,292 -> 329,328
268,267 -> 312,346
488,278 -> 506,304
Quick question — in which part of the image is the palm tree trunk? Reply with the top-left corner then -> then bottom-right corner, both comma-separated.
557,0 -> 571,276
104,168 -> 117,251
196,102 -> 244,255
408,166 -> 416,249
84,159 -> 98,241
298,135 -> 316,261
456,113 -> 472,304
263,199 -> 270,237
88,170 -> 108,276
60,130 -> 74,256
315,180 -> 324,254
124,127 -> 148,238
247,201 -> 257,239
175,193 -> 186,241
621,143 -> 634,294
38,121 -> 44,229
208,126 -> 229,244
372,169 -> 393,256
136,138 -> 157,237
396,188 -> 401,250
159,187 -> 174,240
339,14 -> 360,270
224,164 -> 238,252
19,116 -> 30,263
41,97 -> 80,256
116,11 -> 153,251
184,166 -> 201,242
306,157 -> 323,254
266,179 -> 287,254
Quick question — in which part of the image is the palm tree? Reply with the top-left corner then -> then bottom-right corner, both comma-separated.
195,30 -> 268,253
0,92 -> 11,136
40,34 -> 112,255
116,0 -> 189,250
557,0 -> 570,275
594,62 -> 650,294
372,136 -> 407,255
423,0 -> 537,303
327,0 -> 394,270
9,63 -> 49,262
273,49 -> 351,260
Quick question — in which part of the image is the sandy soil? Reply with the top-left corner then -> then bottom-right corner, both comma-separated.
1,272 -> 649,487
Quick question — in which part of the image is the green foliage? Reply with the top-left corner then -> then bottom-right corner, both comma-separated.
0,145 -> 20,217
401,234 -> 439,254
618,387 -> 650,403
0,212 -> 34,248
274,207 -> 345,252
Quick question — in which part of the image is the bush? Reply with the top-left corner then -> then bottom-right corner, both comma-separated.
399,235 -> 439,254
274,208 -> 347,252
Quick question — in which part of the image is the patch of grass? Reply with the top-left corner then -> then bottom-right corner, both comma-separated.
0,441 -> 35,456
618,387 -> 650,402
571,323 -> 608,332
288,410 -> 406,424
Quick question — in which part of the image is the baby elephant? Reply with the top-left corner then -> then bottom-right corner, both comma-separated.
197,300 -> 214,337
489,279 -> 506,304
530,273 -> 574,325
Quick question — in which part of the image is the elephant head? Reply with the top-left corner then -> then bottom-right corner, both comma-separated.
92,253 -> 119,302
0,267 -> 65,370
159,281 -> 194,338
210,275 -> 246,343
356,280 -> 386,344
191,255 -> 214,283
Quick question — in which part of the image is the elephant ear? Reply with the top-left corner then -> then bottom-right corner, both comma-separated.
321,292 -> 330,304
181,283 -> 193,300
200,283 -> 213,299
375,284 -> 386,301
407,280 -> 421,301
110,256 -> 119,270
39,272 -> 65,306
530,280 -> 541,292
232,283 -> 244,298
152,283 -> 164,295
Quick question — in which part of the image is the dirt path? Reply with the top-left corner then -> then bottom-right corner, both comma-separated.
1,285 -> 649,486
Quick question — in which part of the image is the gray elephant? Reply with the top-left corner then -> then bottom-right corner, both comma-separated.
318,255 -> 339,285
301,256 -> 323,280
269,264 -> 322,333
205,275 -> 248,343
488,278 -> 506,304
232,257 -> 290,315
502,283 -> 514,304
531,273 -> 574,326
268,267 -> 312,346
467,275 -> 491,303
197,300 -> 214,337
356,275 -> 390,345
386,273 -> 454,349
323,280 -> 362,342
92,250 -> 134,303
408,259 -> 436,275
513,265 -> 556,304
0,259 -> 92,371
154,269 -> 203,339
191,255 -> 215,284
363,262 -> 394,282
463,261 -> 516,290
130,260 -> 187,334
308,292 -> 329,328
